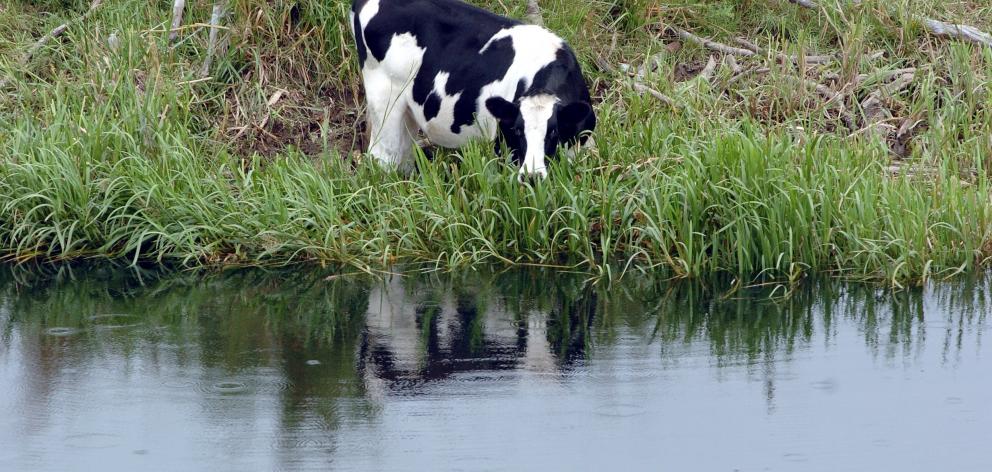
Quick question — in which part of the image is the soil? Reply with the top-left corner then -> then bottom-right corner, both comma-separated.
224,85 -> 367,159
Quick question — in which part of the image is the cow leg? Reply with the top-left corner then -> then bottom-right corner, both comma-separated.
364,70 -> 416,173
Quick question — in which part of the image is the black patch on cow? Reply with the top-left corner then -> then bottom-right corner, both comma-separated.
514,79 -> 527,101
423,92 -> 442,121
486,97 -> 526,165
351,0 -> 369,68
491,47 -> 596,163
526,47 -> 596,148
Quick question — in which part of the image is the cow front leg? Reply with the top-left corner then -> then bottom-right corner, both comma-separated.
364,71 -> 415,173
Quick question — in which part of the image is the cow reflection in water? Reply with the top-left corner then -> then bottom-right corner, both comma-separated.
358,275 -> 596,390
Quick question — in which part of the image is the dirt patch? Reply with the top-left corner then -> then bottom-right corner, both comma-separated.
223,84 -> 367,159
673,59 -> 711,82
889,118 -> 927,159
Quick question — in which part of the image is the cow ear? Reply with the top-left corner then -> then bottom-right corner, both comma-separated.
560,102 -> 592,125
486,97 -> 519,122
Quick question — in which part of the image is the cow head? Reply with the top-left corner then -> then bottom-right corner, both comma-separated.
486,95 -> 593,179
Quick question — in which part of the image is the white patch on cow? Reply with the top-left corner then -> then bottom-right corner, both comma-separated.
519,94 -> 558,179
363,32 -> 425,171
415,72 -> 465,148
358,0 -> 380,31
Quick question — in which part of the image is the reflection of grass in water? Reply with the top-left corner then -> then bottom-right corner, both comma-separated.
1,264 -> 987,371
630,273 -> 990,364
0,262 -> 377,431
0,263 -> 371,368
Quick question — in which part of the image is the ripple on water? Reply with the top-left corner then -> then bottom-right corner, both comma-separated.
204,381 -> 251,395
165,377 -> 292,396
64,433 -> 122,449
260,379 -> 294,394
161,380 -> 197,390
165,380 -> 251,396
594,402 -> 647,418
88,314 -> 141,330
271,437 -> 329,451
44,327 -> 81,337
782,452 -> 809,463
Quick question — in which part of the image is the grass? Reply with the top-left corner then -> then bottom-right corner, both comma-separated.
1,0 -> 991,285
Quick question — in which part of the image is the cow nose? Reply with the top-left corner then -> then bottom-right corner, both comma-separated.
517,166 -> 548,183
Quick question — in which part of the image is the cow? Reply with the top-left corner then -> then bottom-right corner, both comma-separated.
350,0 -> 596,179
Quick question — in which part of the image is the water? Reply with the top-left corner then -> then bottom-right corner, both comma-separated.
0,266 -> 990,471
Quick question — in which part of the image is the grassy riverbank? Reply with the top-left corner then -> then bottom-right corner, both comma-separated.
2,1 -> 991,284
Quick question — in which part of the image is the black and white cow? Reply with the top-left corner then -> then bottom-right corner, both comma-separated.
350,0 -> 596,178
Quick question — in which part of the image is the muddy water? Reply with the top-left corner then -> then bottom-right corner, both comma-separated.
0,266 -> 989,471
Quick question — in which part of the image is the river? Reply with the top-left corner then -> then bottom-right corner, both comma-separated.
1,266 -> 989,471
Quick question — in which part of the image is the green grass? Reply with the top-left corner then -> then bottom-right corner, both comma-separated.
1,0 -> 991,285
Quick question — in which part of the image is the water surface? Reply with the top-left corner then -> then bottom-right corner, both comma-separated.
1,266 -> 990,471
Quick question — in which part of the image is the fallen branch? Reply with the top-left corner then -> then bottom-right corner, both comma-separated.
787,0 -> 818,9
725,66 -> 770,88
860,73 -> 915,123
1,0 -> 103,90
631,82 -> 676,107
779,0 -> 992,49
27,0 -> 103,61
169,0 -> 186,42
698,56 -> 718,82
855,68 -> 917,86
781,74 -> 855,129
200,2 -> 227,78
673,28 -> 756,56
525,0 -> 543,26
725,55 -> 742,74
924,19 -> 992,48
733,38 -> 834,64
784,75 -> 843,103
